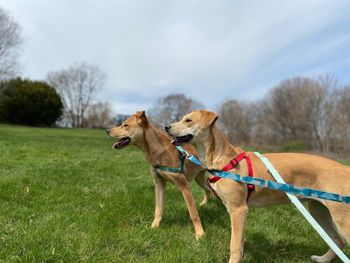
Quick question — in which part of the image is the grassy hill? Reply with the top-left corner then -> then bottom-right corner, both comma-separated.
0,124 -> 348,262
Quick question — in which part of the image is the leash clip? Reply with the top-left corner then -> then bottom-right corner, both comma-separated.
180,149 -> 192,159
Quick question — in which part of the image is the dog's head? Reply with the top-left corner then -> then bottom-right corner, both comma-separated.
165,110 -> 218,145
106,111 -> 148,149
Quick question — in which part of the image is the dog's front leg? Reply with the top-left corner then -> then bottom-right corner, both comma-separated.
181,185 -> 205,240
151,172 -> 166,229
228,205 -> 248,263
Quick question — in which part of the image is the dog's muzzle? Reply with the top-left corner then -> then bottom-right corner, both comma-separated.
171,134 -> 194,145
164,124 -> 193,145
113,137 -> 131,149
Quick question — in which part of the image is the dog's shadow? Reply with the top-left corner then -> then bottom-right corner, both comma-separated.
162,198 -> 344,263
243,232 -> 344,263
161,198 -> 229,227
199,202 -> 321,262
199,199 -> 230,226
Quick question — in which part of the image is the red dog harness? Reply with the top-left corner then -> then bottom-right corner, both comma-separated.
208,152 -> 255,200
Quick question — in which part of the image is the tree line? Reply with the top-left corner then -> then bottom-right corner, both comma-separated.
148,76 -> 350,156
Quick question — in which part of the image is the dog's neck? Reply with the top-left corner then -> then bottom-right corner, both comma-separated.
194,126 -> 242,170
135,124 -> 176,166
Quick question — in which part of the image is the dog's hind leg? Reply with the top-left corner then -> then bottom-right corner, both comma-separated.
194,171 -> 211,206
327,202 -> 350,247
308,200 -> 344,263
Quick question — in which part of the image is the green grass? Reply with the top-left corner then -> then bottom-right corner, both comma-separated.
0,124 -> 348,262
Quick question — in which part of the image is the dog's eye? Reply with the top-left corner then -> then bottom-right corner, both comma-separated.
123,124 -> 129,127
185,119 -> 192,122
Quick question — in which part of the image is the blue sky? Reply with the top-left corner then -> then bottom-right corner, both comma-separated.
1,0 -> 350,114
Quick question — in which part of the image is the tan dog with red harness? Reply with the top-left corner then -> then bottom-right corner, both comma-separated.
106,111 -> 210,240
165,110 -> 350,263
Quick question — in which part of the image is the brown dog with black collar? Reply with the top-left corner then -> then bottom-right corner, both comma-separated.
107,111 -> 210,240
166,110 -> 350,263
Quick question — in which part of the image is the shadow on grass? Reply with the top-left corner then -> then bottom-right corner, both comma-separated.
160,198 -> 229,228
244,232 -> 344,263
199,199 -> 229,226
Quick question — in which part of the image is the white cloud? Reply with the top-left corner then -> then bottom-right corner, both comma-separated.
108,100 -> 150,116
1,0 -> 350,113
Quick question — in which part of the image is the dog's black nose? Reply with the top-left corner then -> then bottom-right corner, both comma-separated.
165,125 -> 171,132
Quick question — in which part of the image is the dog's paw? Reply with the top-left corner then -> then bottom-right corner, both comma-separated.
199,194 -> 210,206
310,255 -> 331,263
195,231 -> 205,240
151,220 -> 161,229
199,199 -> 208,206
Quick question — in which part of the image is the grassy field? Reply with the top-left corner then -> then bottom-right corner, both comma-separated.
0,124 -> 348,263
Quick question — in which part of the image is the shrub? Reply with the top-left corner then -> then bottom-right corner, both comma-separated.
0,78 -> 63,126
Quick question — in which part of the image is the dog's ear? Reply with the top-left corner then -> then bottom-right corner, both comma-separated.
203,111 -> 218,129
135,110 -> 148,127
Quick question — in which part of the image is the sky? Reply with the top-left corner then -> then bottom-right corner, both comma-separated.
1,0 -> 350,114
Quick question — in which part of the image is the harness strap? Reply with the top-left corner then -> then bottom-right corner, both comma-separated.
222,152 -> 247,171
154,151 -> 186,174
208,152 -> 255,200
153,146 -> 224,200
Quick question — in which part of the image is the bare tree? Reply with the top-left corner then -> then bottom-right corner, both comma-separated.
47,62 -> 105,127
84,101 -> 115,129
308,75 -> 338,151
218,99 -> 253,145
0,7 -> 22,79
149,93 -> 204,128
268,77 -> 312,141
248,99 -> 276,147
328,85 -> 350,154
266,78 -> 320,142
257,76 -> 337,151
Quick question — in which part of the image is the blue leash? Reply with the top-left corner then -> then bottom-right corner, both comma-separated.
175,146 -> 350,204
